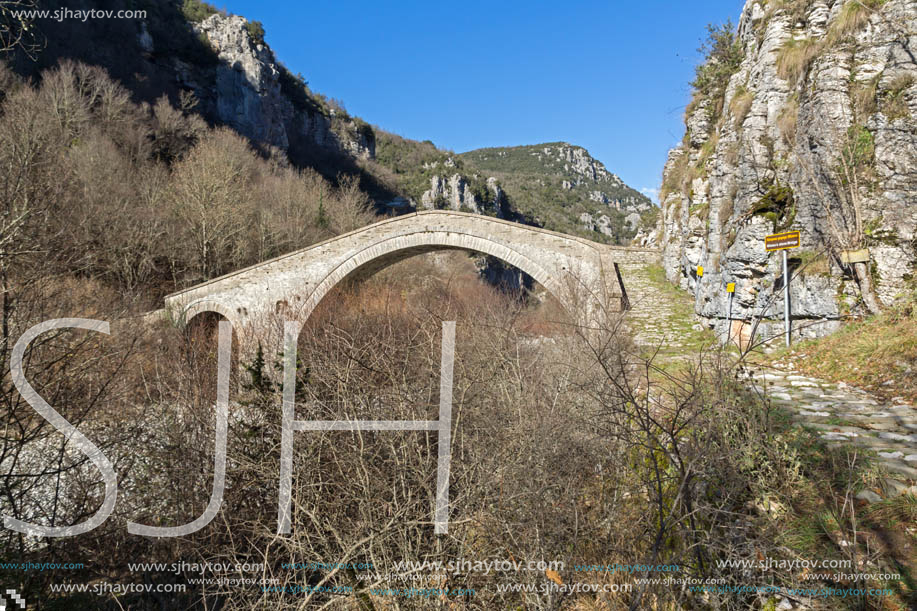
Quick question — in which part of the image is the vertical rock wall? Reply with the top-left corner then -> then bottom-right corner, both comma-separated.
660,0 -> 916,344
190,14 -> 375,160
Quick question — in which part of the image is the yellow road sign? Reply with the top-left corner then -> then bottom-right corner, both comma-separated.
697,266 -> 704,277
726,283 -> 735,293
765,231 -> 800,252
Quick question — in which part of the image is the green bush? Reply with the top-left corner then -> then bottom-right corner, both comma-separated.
842,124 -> 875,170
352,117 -> 374,140
750,181 -> 796,231
692,21 -> 744,102
244,20 -> 265,45
277,63 -> 323,115
181,0 -> 217,22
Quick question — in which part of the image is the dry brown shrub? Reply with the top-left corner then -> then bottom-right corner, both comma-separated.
729,87 -> 754,129
776,38 -> 820,83
328,173 -> 376,235
777,96 -> 799,146
883,73 -> 915,121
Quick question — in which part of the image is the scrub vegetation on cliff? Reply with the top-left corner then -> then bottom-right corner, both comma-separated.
691,21 -> 746,115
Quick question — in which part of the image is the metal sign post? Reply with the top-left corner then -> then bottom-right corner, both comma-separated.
725,282 -> 735,346
764,231 -> 800,348
782,250 -> 790,348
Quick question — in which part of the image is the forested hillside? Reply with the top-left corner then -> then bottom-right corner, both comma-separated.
0,60 -> 375,312
7,0 -> 655,248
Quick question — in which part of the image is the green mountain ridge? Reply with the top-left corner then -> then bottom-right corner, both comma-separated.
458,142 -> 656,244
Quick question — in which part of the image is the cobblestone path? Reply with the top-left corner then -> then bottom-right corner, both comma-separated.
622,263 -> 917,499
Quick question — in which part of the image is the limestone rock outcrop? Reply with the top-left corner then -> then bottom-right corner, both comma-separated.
420,172 -> 507,217
186,14 -> 374,159
533,143 -> 653,212
658,0 -> 916,344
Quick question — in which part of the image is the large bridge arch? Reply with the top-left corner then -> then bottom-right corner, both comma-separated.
298,229 -> 565,324
163,210 -> 660,359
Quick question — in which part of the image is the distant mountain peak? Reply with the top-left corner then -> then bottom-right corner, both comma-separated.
461,143 -> 632,192
458,143 -> 655,244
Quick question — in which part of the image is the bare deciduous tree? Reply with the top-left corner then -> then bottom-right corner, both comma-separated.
0,0 -> 40,57
170,128 -> 259,283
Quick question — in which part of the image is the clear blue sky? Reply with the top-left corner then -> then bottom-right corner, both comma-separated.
217,0 -> 743,202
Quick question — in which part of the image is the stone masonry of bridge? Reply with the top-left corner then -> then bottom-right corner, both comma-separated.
164,210 -> 661,355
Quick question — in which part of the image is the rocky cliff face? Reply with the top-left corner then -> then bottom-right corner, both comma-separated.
659,0 -> 916,345
178,14 -> 374,160
420,173 -> 508,216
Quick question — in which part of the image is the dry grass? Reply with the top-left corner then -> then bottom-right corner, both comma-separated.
794,249 -> 831,276
826,0 -> 885,45
777,96 -> 799,145
768,0 -> 813,26
864,494 -> 917,525
724,140 -> 742,167
883,73 -> 915,121
718,195 -> 735,229
852,76 -> 880,119
659,149 -> 690,204
775,1 -> 887,84
729,86 -> 754,129
777,38 -> 820,83
690,133 -> 719,183
787,302 -> 917,401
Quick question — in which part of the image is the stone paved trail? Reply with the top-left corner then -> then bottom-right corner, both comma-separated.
741,366 -> 917,498
619,263 -> 696,351
621,262 -> 917,499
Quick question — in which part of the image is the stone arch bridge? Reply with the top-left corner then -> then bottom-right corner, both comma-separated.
164,210 -> 660,353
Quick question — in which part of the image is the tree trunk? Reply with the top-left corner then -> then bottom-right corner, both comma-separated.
852,261 -> 882,315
